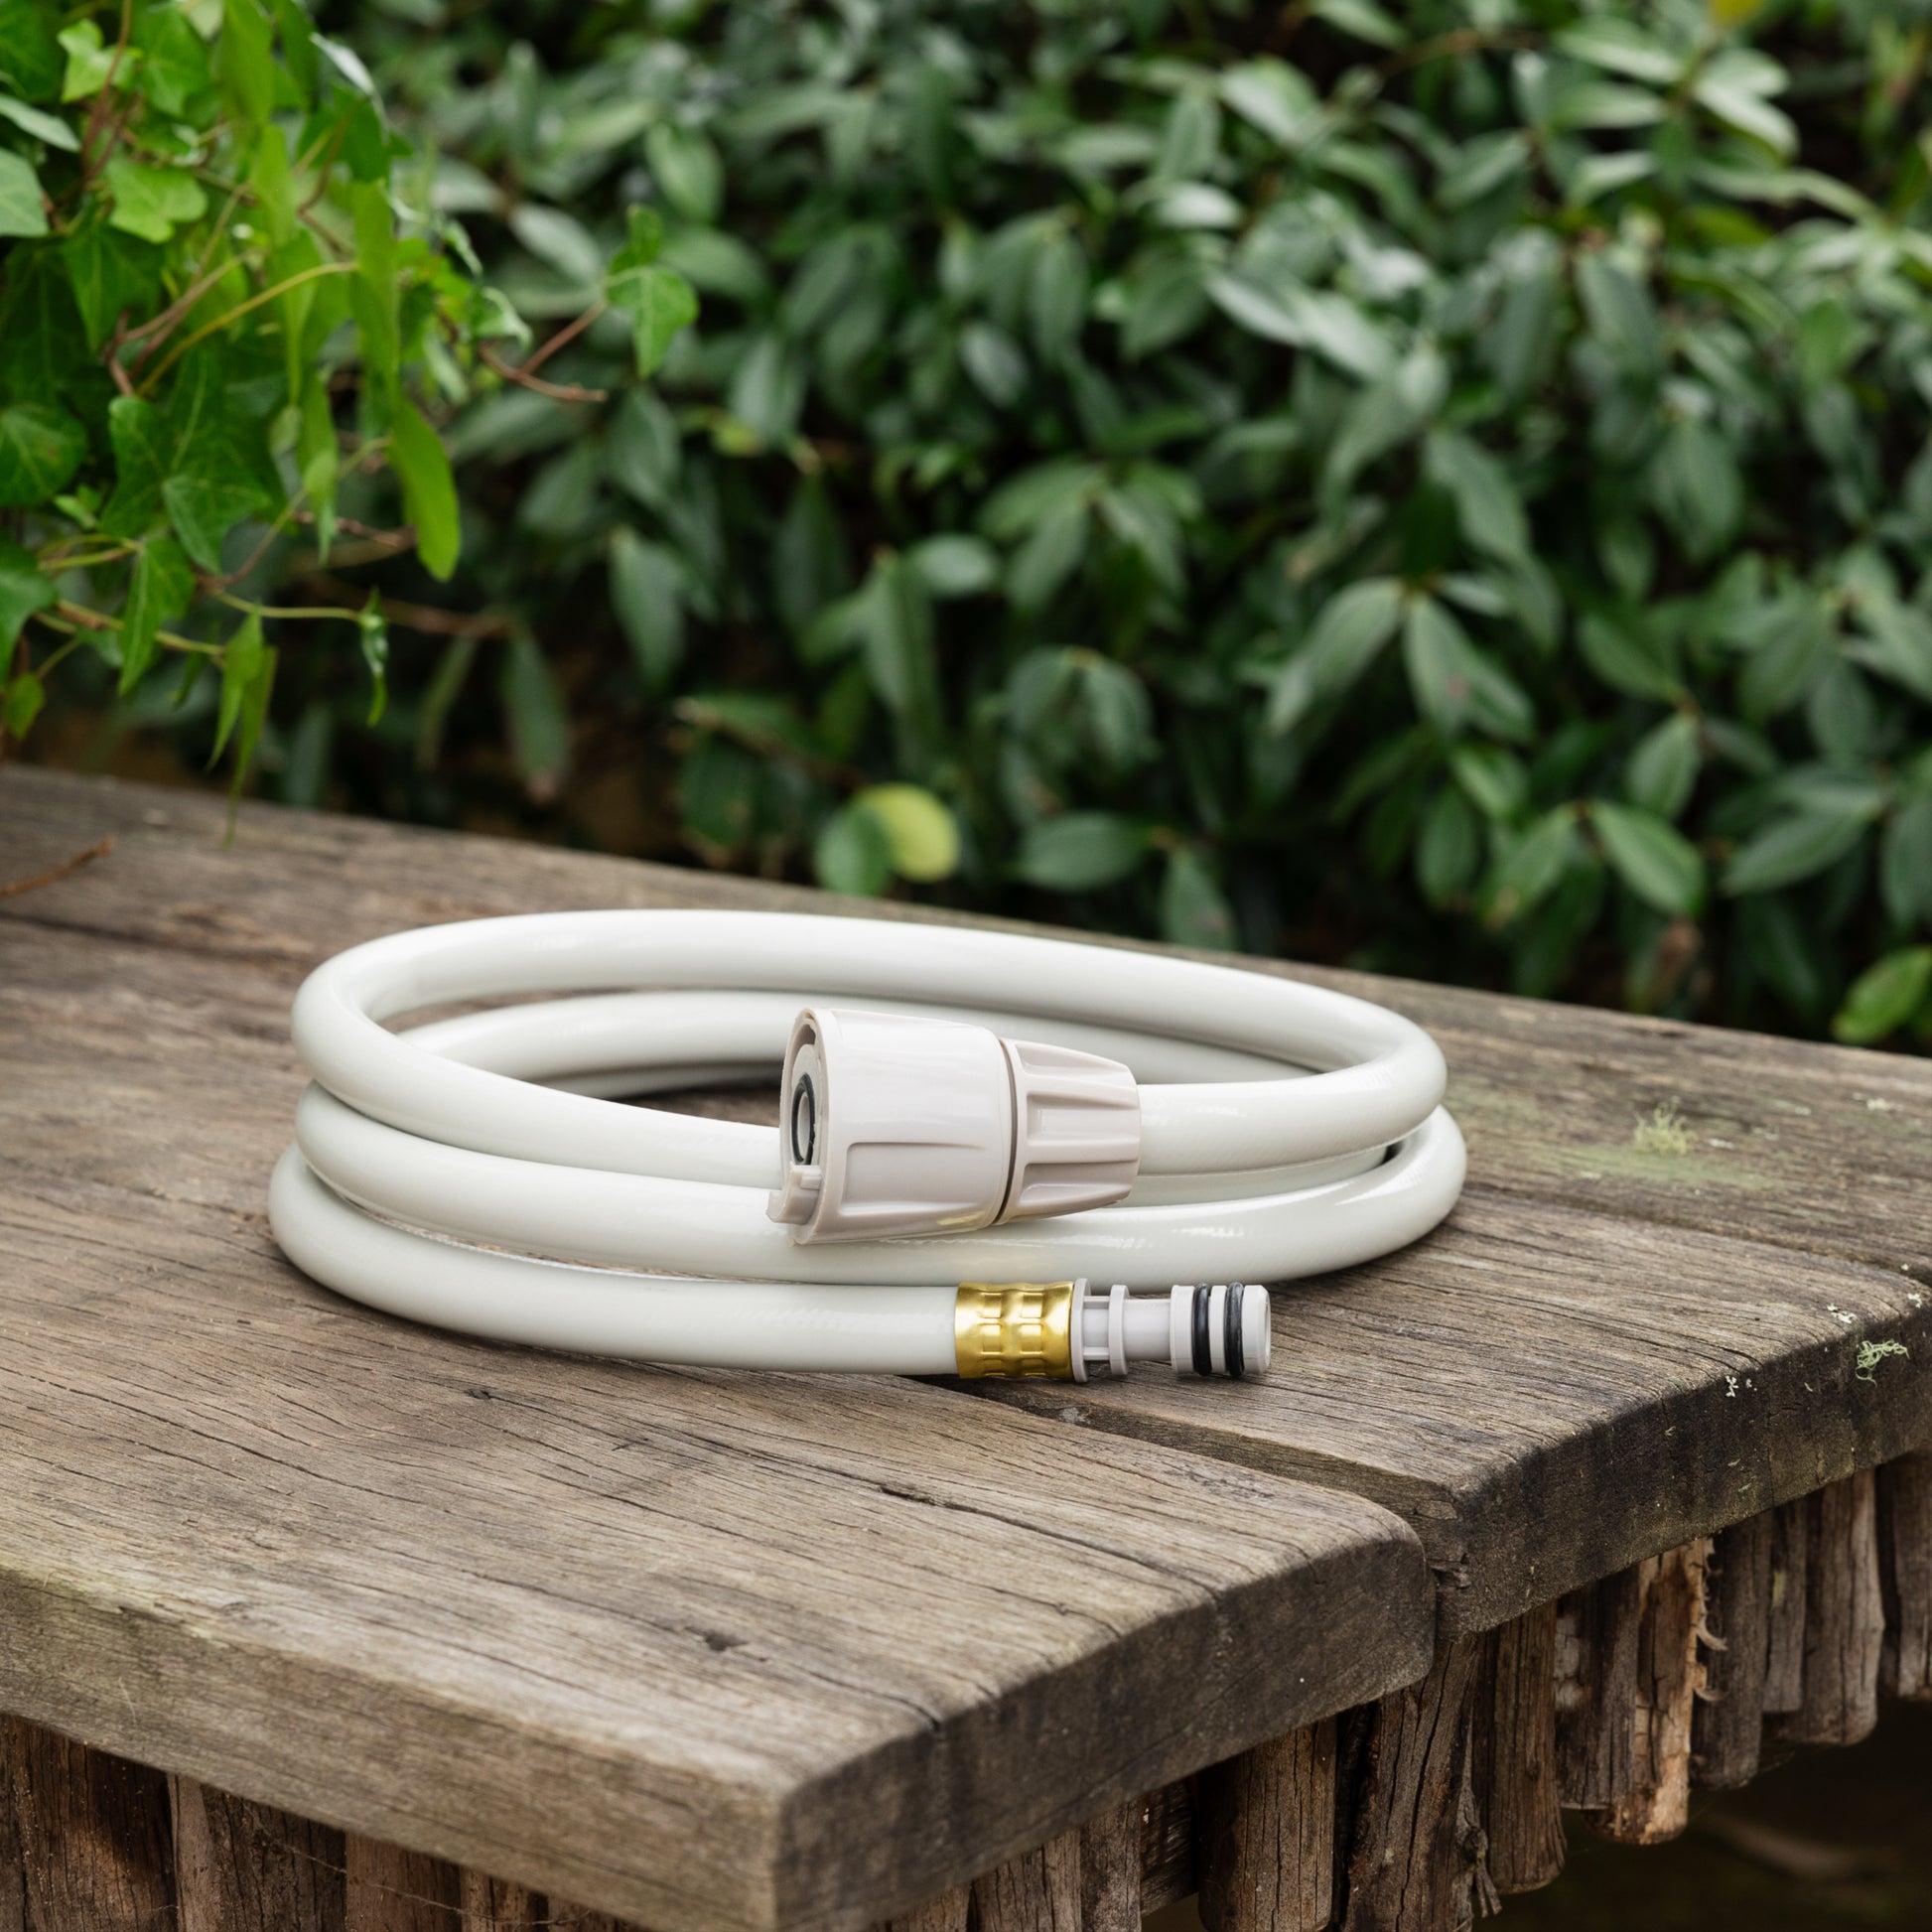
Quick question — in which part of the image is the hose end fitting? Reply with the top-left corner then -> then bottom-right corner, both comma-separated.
953,1281 -> 1076,1380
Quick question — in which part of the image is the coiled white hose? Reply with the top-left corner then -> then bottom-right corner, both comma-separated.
269,910 -> 1465,1376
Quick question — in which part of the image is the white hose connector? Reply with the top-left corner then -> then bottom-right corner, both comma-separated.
767,1007 -> 1141,1242
269,909 -> 1469,1382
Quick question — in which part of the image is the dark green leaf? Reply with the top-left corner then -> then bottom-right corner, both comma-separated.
0,147 -> 46,236
610,526 -> 685,689
1015,812 -> 1150,891
499,634 -> 570,797
814,799 -> 893,897
1724,812 -> 1870,897
1624,714 -> 1701,821
118,536 -> 194,694
0,538 -> 56,649
1160,848 -> 1236,950
390,398 -> 461,581
211,609 -> 265,765
1590,799 -> 1706,914
1831,948 -> 1932,1045
357,593 -> 388,725
1268,579 -> 1405,735
0,402 -> 83,508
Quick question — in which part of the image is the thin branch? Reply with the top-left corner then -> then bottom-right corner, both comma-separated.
522,299 -> 610,378
477,343 -> 608,404
0,836 -> 115,903
293,575 -> 518,639
121,249 -> 263,362
139,261 -> 359,393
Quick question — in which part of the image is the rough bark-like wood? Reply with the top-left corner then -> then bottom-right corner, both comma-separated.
1786,1470 -> 1884,1746
173,1775 -> 345,1932
7,768 -> 1930,1646
1587,1541 -> 1710,1846
1554,1568 -> 1640,1811
1475,1602 -> 1564,1892
460,1870 -> 541,1929
345,1836 -> 462,1931
1692,1511 -> 1773,1790
1878,1449 -> 1932,1702
0,779 -> 1432,1932
1196,1721 -> 1334,1932
1137,1782 -> 1195,1914
1075,1803 -> 1140,1932
0,1717 -> 174,1932
1337,1637 -> 1486,1932
969,1832 -> 1080,1932
881,1886 -> 970,1932
1762,1499 -> 1810,1716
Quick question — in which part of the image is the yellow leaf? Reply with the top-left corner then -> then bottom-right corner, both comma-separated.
856,784 -> 960,883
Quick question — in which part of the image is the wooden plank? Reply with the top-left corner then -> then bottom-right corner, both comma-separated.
1136,1783 -> 1194,1915
970,1832 -> 1080,1932
1554,1569 -> 1640,1811
1475,1604 -> 1564,1892
1586,1541 -> 1710,1847
1787,1471 -> 1884,1747
1762,1500 -> 1810,1715
1075,1803 -> 1140,1932
1335,1638 -> 1488,1932
460,1871 -> 541,1930
880,1887 -> 969,1932
345,1836 -> 461,1932
1692,1511 -> 1773,1790
0,1717 -> 173,1932
173,1776 -> 345,1932
1195,1721 -> 1334,1932
1878,1449 -> 1932,1701
0,929 -> 1430,1930
6,769 -> 1928,1642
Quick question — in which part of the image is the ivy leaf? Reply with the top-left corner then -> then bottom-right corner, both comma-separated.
1590,800 -> 1706,914
0,402 -> 84,508
0,93 -> 76,149
99,395 -> 170,537
3,668 -> 45,738
217,0 -> 274,128
1015,812 -> 1150,891
607,207 -> 700,378
0,538 -> 56,649
103,156 -> 207,243
62,207 -> 161,346
118,537 -> 195,694
58,20 -> 136,103
347,179 -> 398,408
0,0 -> 65,101
1831,947 -> 1932,1046
210,608 -> 264,765
162,475 -> 263,574
0,148 -> 46,238
390,398 -> 460,580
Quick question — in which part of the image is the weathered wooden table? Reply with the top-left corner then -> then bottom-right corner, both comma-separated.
2,766 -> 1927,1932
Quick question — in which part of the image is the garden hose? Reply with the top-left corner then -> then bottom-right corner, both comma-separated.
269,910 -> 1465,1381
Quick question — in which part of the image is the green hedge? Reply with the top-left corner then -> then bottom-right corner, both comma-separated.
22,0 -> 1932,1046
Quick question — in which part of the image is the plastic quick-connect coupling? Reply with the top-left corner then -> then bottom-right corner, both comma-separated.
951,1280 -> 1272,1382
767,1007 -> 1142,1244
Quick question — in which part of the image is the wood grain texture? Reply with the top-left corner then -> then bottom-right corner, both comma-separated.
1788,1471 -> 1884,1747
1075,1804 -> 1140,1932
0,783 -> 1430,1932
345,1836 -> 462,1932
880,1886 -> 969,1932
173,1775 -> 345,1932
1587,1541 -> 1709,1847
1195,1721 -> 1334,1932
459,1871 -> 541,1930
1336,1639 -> 1486,1932
1136,1783 -> 1194,1915
969,1832 -> 1079,1932
1878,1449 -> 1932,1701
6,769 -> 1929,1642
1475,1603 -> 1564,1893
1692,1511 -> 1773,1790
1554,1569 -> 1640,1812
1762,1500 -> 1810,1717
0,1717 -> 173,1932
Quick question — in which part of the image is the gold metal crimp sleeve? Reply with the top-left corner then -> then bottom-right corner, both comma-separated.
953,1282 -> 1076,1380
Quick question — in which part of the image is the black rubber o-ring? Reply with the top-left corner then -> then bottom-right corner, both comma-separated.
1225,1282 -> 1245,1379
789,1073 -> 817,1164
1190,1284 -> 1211,1377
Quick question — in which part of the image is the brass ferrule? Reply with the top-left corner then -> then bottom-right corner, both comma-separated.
953,1282 -> 1075,1380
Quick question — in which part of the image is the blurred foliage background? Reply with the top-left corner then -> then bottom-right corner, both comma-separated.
12,0 -> 1932,1047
